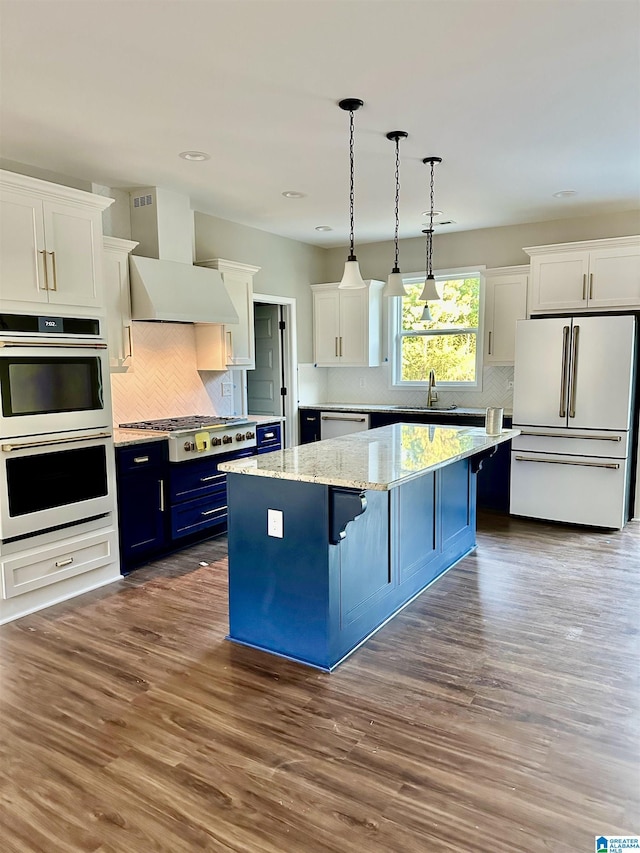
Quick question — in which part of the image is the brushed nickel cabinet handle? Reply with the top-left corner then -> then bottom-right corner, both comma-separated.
200,475 -> 221,482
339,336 -> 343,357
569,325 -> 579,418
559,325 -> 570,418
159,480 -> 165,512
335,336 -> 338,357
321,415 -> 366,422
202,506 -> 227,517
514,455 -> 619,470
488,330 -> 492,355
263,432 -> 275,438
2,432 -> 111,452
520,430 -> 622,442
589,272 -> 593,300
125,325 -> 133,360
582,273 -> 587,300
226,330 -> 233,362
133,455 -> 149,464
48,251 -> 57,290
39,250 -> 49,290
55,557 -> 74,568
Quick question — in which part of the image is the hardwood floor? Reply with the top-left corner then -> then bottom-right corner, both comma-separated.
1,513 -> 638,852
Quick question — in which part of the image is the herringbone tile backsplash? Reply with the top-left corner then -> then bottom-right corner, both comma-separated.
298,363 -> 514,410
110,323 -> 233,425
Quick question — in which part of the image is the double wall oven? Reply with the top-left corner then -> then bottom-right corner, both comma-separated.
0,313 -> 115,543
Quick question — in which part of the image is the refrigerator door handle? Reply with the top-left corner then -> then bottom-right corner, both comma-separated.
559,325 -> 570,418
568,324 -> 580,418
514,455 -> 620,470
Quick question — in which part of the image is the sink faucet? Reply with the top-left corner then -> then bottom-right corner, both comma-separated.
427,369 -> 438,407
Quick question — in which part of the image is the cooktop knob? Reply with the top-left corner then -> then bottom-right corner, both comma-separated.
223,435 -> 233,444
235,432 -> 245,441
184,441 -> 192,451
212,436 -> 222,447
245,430 -> 255,439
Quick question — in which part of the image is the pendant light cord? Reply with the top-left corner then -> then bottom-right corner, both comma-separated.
348,108 -> 356,260
393,136 -> 400,271
428,159 -> 435,276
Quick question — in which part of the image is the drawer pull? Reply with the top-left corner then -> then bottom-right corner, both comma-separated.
263,432 -> 275,439
305,417 -> 317,422
55,557 -> 74,568
519,430 -> 621,442
201,506 -> 227,517
159,479 -> 165,512
200,475 -> 220,483
321,416 -> 366,422
514,455 -> 620,470
133,455 -> 149,464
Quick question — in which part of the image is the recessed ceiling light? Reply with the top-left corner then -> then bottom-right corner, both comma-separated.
421,209 -> 443,217
315,225 -> 333,232
179,151 -> 210,161
282,191 -> 306,199
553,190 -> 577,198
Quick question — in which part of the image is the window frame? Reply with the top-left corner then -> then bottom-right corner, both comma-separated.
389,266 -> 486,389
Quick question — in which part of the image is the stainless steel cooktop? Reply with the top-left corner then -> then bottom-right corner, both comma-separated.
120,415 -> 249,432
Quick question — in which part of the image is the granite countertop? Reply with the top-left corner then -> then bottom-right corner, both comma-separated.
113,429 -> 169,448
298,403 -> 513,417
219,424 -> 519,491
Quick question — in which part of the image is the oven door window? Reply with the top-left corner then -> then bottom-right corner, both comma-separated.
0,356 -> 103,417
7,445 -> 108,516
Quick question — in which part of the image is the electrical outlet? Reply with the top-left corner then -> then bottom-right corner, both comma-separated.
267,509 -> 283,538
222,382 -> 232,397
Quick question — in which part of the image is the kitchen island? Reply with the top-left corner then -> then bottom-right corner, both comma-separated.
219,424 -> 518,671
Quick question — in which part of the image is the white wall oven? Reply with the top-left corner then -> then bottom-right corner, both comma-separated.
0,313 -> 110,439
0,313 -> 115,543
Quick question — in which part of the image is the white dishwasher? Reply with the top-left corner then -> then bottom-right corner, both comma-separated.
320,411 -> 370,440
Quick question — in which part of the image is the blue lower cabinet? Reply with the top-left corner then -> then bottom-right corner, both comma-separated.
226,458 -> 477,671
256,422 -> 282,453
116,441 -> 168,573
170,491 -> 228,539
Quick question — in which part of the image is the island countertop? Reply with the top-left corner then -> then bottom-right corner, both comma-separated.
218,423 -> 519,491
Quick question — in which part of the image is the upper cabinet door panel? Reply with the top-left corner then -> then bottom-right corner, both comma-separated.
0,190 -> 48,304
43,201 -> 102,308
588,245 -> 640,308
484,271 -> 528,364
313,289 -> 340,365
530,252 -> 589,312
338,289 -> 367,365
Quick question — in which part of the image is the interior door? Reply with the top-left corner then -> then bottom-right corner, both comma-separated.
247,303 -> 282,417
568,314 -> 635,430
512,317 -> 570,427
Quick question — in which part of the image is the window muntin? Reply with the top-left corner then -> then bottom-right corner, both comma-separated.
393,274 -> 482,386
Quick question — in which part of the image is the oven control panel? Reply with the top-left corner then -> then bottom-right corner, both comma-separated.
173,424 -> 257,462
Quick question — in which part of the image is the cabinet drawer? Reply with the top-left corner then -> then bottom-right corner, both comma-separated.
169,458 -> 226,502
256,422 -> 281,451
2,528 -> 118,599
117,441 -> 167,474
170,493 -> 228,539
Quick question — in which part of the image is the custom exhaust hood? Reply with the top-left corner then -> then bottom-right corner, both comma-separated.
128,187 -> 239,324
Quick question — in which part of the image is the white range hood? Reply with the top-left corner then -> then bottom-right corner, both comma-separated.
128,187 -> 238,325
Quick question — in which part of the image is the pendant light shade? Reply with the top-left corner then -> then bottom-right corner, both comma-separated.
338,98 -> 366,289
383,130 -> 408,298
420,156 -> 442,310
420,303 -> 433,322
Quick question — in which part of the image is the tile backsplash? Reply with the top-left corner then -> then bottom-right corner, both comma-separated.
110,322 -> 234,424
298,362 -> 515,410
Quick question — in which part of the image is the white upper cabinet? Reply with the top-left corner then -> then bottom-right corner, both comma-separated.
526,236 -> 640,313
0,170 -> 113,314
194,259 -> 260,370
311,280 -> 383,367
103,237 -> 138,371
483,266 -> 529,365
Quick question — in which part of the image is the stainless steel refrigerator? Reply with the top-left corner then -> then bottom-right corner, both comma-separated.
510,314 -> 637,528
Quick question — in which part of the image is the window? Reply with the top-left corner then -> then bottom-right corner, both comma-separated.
392,272 -> 482,386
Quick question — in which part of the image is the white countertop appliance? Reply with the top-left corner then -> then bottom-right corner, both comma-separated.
119,415 -> 257,462
510,314 -> 637,529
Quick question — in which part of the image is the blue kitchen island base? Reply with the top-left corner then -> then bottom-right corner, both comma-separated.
226,457 -> 477,671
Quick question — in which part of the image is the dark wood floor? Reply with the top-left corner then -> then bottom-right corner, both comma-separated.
1,512 -> 638,853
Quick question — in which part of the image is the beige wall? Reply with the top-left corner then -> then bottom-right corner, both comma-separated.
194,212 -> 327,363
323,208 -> 640,282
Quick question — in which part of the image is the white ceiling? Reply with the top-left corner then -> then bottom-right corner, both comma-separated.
1,0 -> 639,248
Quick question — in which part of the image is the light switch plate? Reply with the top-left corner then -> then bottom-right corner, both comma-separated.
267,509 -> 283,538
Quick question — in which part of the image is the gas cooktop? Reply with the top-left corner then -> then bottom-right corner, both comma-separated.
120,415 -> 249,432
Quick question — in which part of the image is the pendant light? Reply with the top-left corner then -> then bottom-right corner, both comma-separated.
338,98 -> 366,289
419,156 -> 442,312
383,131 -> 409,298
